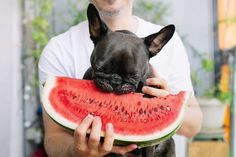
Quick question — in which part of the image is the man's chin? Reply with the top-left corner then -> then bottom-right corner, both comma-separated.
99,9 -> 121,17
91,0 -> 126,17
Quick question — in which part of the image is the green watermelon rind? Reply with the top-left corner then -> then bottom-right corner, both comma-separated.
113,124 -> 181,148
46,111 -> 180,148
42,75 -> 191,145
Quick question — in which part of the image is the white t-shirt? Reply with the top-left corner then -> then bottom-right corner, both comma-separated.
39,17 -> 193,157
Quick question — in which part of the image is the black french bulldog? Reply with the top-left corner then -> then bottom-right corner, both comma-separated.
83,4 -> 176,157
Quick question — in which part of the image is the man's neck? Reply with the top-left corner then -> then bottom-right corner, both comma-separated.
100,10 -> 138,33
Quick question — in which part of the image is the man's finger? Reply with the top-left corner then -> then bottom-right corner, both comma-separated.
100,123 -> 114,153
74,114 -> 93,149
142,86 -> 169,97
112,144 -> 137,155
88,116 -> 102,150
146,77 -> 170,91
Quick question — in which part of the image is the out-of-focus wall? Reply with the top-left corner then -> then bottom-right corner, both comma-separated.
166,0 -> 214,95
0,0 -> 23,157
166,0 -> 213,54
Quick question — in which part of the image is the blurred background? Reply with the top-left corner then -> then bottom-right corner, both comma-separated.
0,0 -> 235,157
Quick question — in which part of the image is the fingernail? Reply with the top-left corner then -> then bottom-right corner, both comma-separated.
94,116 -> 101,121
86,114 -> 93,119
146,79 -> 150,83
106,123 -> 113,132
142,86 -> 147,92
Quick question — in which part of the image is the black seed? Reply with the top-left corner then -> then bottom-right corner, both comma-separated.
121,106 -> 125,112
115,106 -> 118,110
93,100 -> 99,105
125,111 -> 128,115
89,99 -> 94,104
144,110 -> 147,115
160,105 -> 164,110
99,102 -> 102,107
72,96 -> 77,99
154,108 -> 158,112
139,108 -> 143,114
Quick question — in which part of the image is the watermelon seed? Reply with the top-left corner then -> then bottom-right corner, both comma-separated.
99,102 -> 102,107
121,106 -> 125,112
160,105 -> 164,110
154,108 -> 158,112
144,110 -> 147,115
166,106 -> 171,111
139,108 -> 143,115
89,99 -> 94,104
72,96 -> 77,99
142,119 -> 147,123
104,102 -> 107,107
115,106 -> 118,111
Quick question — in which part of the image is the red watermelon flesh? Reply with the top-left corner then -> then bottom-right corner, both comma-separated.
42,76 -> 190,144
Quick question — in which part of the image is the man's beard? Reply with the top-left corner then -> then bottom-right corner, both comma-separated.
99,9 -> 121,17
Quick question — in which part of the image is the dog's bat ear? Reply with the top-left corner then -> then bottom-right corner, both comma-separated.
144,24 -> 175,58
87,3 -> 109,44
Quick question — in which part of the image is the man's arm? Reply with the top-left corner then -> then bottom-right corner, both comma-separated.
43,109 -> 75,157
176,96 -> 203,137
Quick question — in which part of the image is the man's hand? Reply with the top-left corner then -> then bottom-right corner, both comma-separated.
73,115 -> 137,157
142,66 -> 170,97
142,77 -> 170,97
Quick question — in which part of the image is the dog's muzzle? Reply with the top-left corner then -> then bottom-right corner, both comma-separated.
93,70 -> 140,94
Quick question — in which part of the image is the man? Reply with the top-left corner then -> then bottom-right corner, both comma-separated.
39,0 -> 203,157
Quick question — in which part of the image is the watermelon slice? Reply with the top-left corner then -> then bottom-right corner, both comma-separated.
42,76 -> 191,147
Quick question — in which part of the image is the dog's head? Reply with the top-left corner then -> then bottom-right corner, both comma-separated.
87,4 -> 175,94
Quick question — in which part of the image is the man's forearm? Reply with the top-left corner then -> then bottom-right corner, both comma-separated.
44,132 -> 75,157
177,97 -> 203,137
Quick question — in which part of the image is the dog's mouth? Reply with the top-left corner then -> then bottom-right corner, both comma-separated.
92,70 -> 140,94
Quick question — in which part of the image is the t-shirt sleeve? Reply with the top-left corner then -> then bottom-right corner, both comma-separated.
168,33 -> 194,94
38,38 -> 68,96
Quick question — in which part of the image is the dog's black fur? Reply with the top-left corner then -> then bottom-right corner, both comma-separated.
83,4 -> 176,157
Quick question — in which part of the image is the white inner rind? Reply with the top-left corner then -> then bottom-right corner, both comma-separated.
42,75 -> 191,142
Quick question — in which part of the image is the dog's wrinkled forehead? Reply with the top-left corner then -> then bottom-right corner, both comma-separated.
90,31 -> 149,71
92,31 -> 146,57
